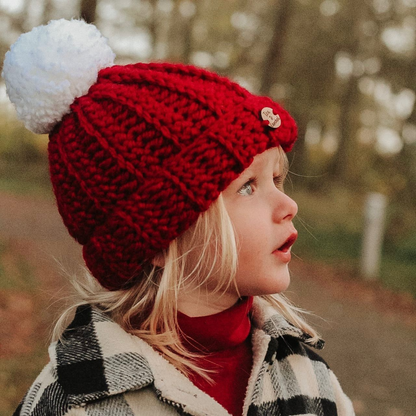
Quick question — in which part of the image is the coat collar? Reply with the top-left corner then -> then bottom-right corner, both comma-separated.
50,299 -> 323,412
251,297 -> 325,349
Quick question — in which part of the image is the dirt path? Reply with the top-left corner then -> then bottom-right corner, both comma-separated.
288,263 -> 416,416
0,191 -> 415,416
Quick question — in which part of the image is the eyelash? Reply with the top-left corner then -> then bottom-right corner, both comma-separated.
274,176 -> 284,189
237,176 -> 284,195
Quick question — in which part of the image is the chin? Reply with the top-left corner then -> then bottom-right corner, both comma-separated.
268,271 -> 291,294
276,279 -> 291,294
239,276 -> 291,297
264,267 -> 290,292
234,265 -> 292,297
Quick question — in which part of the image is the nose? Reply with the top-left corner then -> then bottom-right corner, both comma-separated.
272,190 -> 298,222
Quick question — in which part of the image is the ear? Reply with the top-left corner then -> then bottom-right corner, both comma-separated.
151,253 -> 165,268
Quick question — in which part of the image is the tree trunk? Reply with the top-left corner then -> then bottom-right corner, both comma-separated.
182,16 -> 195,64
42,0 -> 54,24
328,75 -> 360,180
80,0 -> 98,24
327,0 -> 367,182
287,110 -> 309,179
148,0 -> 158,57
259,0 -> 294,95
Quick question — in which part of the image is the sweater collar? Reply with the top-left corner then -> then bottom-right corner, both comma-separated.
177,296 -> 253,352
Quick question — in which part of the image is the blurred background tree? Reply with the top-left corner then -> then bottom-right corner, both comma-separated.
0,0 -> 415,295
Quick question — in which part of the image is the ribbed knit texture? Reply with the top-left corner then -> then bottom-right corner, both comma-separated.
48,62 -> 297,289
178,297 -> 254,416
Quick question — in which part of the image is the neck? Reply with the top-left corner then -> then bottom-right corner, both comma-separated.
177,288 -> 240,317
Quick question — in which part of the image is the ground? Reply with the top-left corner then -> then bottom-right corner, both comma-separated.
0,191 -> 415,416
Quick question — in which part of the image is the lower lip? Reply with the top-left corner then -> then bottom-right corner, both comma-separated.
272,249 -> 292,263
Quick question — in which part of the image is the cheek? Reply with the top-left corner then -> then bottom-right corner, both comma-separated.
233,213 -> 267,247
233,214 -> 270,268
235,234 -> 263,271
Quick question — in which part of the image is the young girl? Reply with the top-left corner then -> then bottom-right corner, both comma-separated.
3,19 -> 354,416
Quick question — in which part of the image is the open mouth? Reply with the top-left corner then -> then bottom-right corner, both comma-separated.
276,233 -> 298,253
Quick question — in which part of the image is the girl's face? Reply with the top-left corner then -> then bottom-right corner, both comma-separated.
222,147 -> 298,297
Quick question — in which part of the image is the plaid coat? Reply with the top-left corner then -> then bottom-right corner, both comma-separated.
14,298 -> 355,416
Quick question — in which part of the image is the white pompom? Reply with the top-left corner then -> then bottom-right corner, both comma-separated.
2,19 -> 116,134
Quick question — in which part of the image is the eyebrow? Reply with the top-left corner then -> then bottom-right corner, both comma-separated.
238,168 -> 255,181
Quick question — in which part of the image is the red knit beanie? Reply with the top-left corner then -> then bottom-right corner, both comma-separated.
3,20 -> 297,290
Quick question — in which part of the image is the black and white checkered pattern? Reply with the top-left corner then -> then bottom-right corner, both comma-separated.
14,300 -> 354,416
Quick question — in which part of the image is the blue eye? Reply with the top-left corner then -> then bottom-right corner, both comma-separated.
238,181 -> 254,196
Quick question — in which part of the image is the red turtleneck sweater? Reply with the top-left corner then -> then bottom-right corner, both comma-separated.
177,297 -> 254,416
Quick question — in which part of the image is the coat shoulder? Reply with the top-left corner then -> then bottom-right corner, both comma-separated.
15,362 -> 71,415
14,363 -> 180,416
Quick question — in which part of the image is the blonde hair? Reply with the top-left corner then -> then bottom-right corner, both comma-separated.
53,150 -> 320,377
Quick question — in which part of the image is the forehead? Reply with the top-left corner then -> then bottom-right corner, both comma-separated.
243,147 -> 285,175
